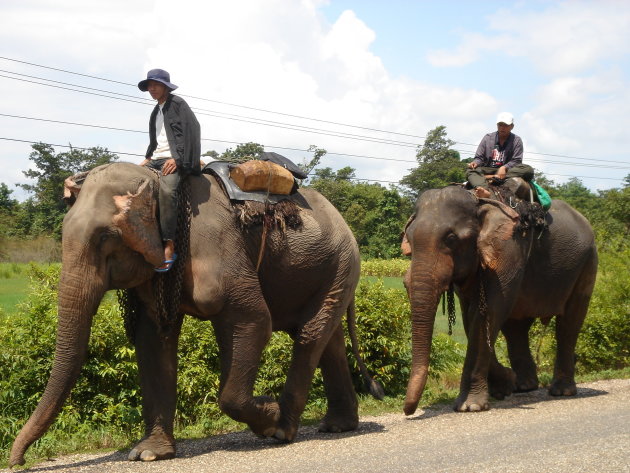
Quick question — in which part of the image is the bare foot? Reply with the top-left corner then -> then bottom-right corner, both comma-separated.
475,187 -> 491,198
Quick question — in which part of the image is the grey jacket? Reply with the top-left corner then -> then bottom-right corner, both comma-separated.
472,131 -> 523,169
146,94 -> 201,176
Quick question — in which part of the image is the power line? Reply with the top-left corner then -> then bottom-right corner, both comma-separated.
2,55 -> 626,165
0,55 -> 427,141
0,71 -> 425,149
1,137 -> 625,183
2,112 -> 629,171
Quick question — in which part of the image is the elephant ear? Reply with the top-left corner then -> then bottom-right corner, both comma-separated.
476,199 -> 521,272
112,179 -> 164,267
63,171 -> 91,206
400,213 -> 416,257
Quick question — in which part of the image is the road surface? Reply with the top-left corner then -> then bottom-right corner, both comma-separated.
5,378 -> 629,473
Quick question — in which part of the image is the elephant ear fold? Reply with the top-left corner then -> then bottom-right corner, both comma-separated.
63,171 -> 91,207
112,179 -> 164,267
476,200 -> 520,272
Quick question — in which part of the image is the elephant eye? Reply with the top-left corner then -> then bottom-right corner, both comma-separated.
99,228 -> 121,244
445,232 -> 458,247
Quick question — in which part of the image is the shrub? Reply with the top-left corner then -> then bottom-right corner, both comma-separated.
361,258 -> 409,278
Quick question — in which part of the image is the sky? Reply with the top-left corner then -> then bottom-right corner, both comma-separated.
1,0 -> 629,201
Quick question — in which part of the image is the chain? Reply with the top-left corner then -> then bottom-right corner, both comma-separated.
117,287 -> 139,344
153,178 -> 191,338
446,285 -> 456,336
478,271 -> 493,352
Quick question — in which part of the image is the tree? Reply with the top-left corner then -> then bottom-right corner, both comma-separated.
218,142 -> 264,163
308,167 -> 411,258
400,125 -> 467,197
0,183 -> 17,212
16,143 -> 118,238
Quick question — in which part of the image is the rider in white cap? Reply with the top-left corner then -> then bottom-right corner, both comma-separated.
466,112 -> 533,198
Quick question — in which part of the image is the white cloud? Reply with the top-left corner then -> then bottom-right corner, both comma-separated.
0,0 -> 627,199
428,1 -> 630,77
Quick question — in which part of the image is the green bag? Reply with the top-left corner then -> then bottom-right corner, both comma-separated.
531,180 -> 552,211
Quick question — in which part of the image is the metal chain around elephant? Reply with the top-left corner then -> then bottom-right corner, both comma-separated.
478,271 -> 493,353
154,178 -> 192,338
117,287 -> 139,344
446,285 -> 456,336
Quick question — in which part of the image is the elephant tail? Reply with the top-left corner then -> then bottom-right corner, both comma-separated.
347,299 -> 385,400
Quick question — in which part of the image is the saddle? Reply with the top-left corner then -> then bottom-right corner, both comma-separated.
478,177 -> 548,231
202,160 -> 299,204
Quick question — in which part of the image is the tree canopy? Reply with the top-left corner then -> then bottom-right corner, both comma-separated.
10,144 -> 118,238
400,125 -> 468,198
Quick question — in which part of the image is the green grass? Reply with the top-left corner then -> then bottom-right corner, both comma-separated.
0,275 -> 30,315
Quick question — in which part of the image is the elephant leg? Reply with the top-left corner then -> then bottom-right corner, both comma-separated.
454,298 -> 493,412
550,293 -> 590,396
275,297 -> 347,442
501,317 -> 538,392
487,351 -> 517,400
455,334 -> 491,412
317,324 -> 359,434
213,305 -> 279,437
128,306 -> 183,461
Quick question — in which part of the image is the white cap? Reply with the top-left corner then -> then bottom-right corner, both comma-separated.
497,112 -> 514,126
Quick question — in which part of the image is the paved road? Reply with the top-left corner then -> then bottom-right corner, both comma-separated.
5,379 -> 629,473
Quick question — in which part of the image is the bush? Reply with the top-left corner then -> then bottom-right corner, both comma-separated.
576,247 -> 630,371
361,258 -> 409,278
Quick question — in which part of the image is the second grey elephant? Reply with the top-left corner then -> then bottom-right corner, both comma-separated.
402,181 -> 597,415
10,162 -> 382,466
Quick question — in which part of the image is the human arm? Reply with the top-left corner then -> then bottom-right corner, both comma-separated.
504,135 -> 524,169
469,134 -> 490,168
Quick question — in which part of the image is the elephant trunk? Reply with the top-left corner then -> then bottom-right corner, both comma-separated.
9,260 -> 105,467
403,261 -> 448,416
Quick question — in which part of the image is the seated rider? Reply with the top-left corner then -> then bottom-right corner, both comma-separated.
467,112 -> 533,198
137,69 -> 201,272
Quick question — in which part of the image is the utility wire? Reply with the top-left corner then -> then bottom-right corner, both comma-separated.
2,113 -> 629,171
2,56 -> 626,164
0,71 -> 421,148
1,137 -> 625,183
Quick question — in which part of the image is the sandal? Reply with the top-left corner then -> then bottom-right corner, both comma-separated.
154,253 -> 178,273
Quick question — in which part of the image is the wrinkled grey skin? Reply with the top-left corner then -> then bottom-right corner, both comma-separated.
402,183 -> 597,415
10,162 -> 366,466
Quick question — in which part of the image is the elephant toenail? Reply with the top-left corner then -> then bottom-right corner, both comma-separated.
140,450 -> 157,461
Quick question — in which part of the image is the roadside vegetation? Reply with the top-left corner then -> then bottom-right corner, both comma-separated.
0,129 -> 628,467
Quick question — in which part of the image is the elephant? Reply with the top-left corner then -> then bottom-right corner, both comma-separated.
401,180 -> 597,415
10,162 -> 382,466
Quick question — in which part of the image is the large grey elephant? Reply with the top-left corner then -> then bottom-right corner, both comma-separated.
10,162 -> 381,466
402,181 -> 597,415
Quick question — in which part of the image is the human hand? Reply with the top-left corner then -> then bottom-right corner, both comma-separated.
496,166 -> 507,179
468,162 -> 478,169
162,158 -> 177,175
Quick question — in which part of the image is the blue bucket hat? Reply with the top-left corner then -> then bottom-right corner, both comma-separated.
138,69 -> 178,91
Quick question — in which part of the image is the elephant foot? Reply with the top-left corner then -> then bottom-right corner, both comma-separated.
128,431 -> 176,462
318,409 -> 359,434
514,373 -> 539,392
548,379 -> 577,396
488,367 -> 516,400
247,396 -> 281,438
454,391 -> 490,412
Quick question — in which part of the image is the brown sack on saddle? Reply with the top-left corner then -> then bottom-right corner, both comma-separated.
230,160 -> 295,195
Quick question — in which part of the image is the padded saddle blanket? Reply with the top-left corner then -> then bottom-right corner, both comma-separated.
202,161 -> 299,204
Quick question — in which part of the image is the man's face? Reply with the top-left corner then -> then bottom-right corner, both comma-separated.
497,122 -> 514,140
147,80 -> 169,103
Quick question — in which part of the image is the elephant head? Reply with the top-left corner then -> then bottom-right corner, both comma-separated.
10,162 -> 164,466
402,185 -> 523,415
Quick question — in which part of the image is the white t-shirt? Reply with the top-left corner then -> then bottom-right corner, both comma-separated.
151,104 -> 172,159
